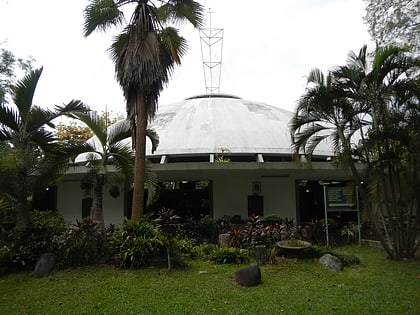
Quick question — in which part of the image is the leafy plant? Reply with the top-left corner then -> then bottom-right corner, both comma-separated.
58,218 -> 108,267
263,215 -> 284,224
280,218 -> 303,241
6,210 -> 69,269
340,222 -> 360,243
208,247 -> 249,264
110,219 -> 164,269
155,207 -> 181,271
302,219 -> 326,244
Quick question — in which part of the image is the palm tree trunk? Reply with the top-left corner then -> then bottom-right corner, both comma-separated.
15,172 -> 29,228
131,93 -> 147,221
91,175 -> 105,229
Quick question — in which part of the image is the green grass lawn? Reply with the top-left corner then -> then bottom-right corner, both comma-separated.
1,246 -> 419,315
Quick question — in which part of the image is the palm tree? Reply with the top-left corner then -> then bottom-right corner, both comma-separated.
290,45 -> 420,259
71,111 -> 160,228
0,68 -> 88,227
83,0 -> 204,220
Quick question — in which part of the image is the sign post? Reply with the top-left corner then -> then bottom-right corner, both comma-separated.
323,186 -> 360,247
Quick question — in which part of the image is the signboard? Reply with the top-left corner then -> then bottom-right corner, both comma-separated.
323,185 -> 360,246
325,187 -> 355,212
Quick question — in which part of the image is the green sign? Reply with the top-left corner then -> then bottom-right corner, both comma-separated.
325,186 -> 355,212
323,185 -> 361,246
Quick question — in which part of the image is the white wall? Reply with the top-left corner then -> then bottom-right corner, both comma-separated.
212,175 -> 296,220
57,172 -> 297,225
57,180 -> 85,223
57,180 -> 125,226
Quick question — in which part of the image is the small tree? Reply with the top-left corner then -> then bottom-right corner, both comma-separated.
155,207 -> 181,271
69,112 -> 160,228
0,68 -> 88,227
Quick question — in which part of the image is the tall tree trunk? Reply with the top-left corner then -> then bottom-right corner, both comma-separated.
15,172 -> 29,228
131,93 -> 147,221
91,174 -> 104,229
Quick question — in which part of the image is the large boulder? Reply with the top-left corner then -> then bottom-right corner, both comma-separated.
319,253 -> 343,272
235,264 -> 261,287
33,253 -> 56,278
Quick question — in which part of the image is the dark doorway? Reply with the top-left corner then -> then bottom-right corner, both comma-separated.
298,180 -> 324,223
248,195 -> 264,217
82,197 -> 93,219
32,186 -> 57,211
149,180 -> 212,219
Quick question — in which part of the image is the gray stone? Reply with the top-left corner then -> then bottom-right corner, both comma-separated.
235,264 -> 261,287
319,254 -> 343,272
33,253 -> 56,278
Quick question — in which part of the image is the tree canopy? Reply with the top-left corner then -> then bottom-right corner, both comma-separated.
291,45 -> 420,259
0,48 -> 34,106
364,0 -> 420,53
83,0 -> 204,220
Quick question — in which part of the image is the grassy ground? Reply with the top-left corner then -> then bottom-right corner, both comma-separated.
0,246 -> 419,315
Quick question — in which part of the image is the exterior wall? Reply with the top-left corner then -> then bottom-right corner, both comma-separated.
102,192 -> 125,226
261,177 -> 296,219
212,174 -> 296,221
57,180 -> 85,223
57,179 -> 125,226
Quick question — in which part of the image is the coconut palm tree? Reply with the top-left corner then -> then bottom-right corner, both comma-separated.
71,111 -> 160,228
0,67 -> 88,227
290,45 -> 420,259
83,0 -> 204,220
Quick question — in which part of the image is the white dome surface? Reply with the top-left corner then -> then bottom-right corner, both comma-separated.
146,94 -> 332,157
75,94 -> 333,164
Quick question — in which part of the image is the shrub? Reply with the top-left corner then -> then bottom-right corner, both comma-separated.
175,238 -> 198,258
340,222 -> 360,243
240,215 -> 283,248
110,219 -> 164,269
6,210 -> 69,269
301,219 -> 326,244
57,218 -> 108,267
263,215 -> 283,224
0,245 -> 10,275
209,247 -> 249,264
197,215 -> 218,242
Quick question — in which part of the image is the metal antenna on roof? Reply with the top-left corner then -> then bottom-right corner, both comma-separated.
199,8 -> 224,95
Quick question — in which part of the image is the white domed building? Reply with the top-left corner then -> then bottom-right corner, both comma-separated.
56,94 -> 353,225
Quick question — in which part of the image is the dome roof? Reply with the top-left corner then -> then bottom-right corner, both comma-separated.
75,94 -> 333,164
145,94 -> 332,158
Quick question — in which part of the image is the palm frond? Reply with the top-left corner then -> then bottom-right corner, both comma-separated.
0,105 -> 20,137
26,105 -> 56,133
108,143 -> 134,176
107,119 -> 131,144
160,26 -> 188,65
11,67 -> 43,120
83,0 -> 125,36
71,111 -> 107,147
155,0 -> 204,28
146,127 -> 159,153
145,159 -> 159,207
56,99 -> 90,116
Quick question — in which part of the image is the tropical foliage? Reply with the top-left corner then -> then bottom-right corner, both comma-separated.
83,0 -> 204,220
68,111 -> 160,228
290,45 -> 420,259
0,68 -> 88,227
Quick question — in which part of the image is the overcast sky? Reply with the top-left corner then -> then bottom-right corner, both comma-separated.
0,0 -> 373,115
